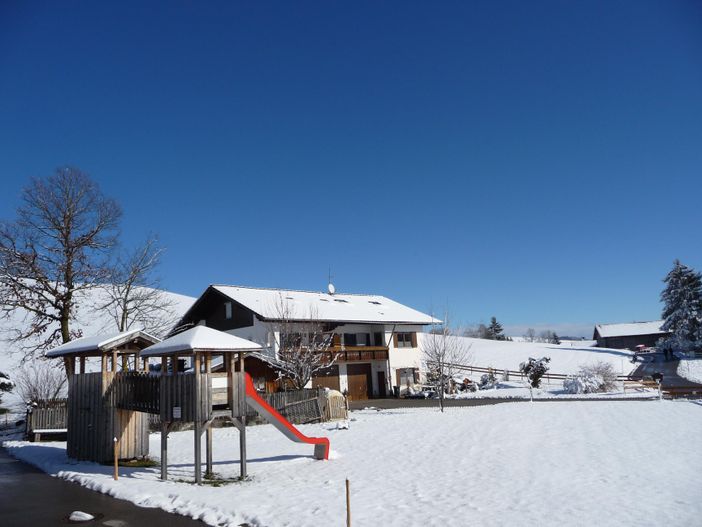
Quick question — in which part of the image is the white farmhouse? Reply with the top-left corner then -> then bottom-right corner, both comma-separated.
174,285 -> 439,400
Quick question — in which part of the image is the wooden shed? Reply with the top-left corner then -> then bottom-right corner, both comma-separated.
45,329 -> 160,463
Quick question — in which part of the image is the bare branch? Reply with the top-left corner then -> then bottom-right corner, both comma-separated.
265,293 -> 338,390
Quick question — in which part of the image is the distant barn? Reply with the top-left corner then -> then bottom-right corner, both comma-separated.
593,321 -> 668,349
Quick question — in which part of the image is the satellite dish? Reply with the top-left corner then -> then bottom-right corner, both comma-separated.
327,282 -> 336,295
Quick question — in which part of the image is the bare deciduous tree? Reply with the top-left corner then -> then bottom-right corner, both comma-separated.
422,314 -> 473,412
13,360 -> 67,403
267,294 -> 338,390
0,167 -> 121,359
524,328 -> 536,342
97,235 -> 177,337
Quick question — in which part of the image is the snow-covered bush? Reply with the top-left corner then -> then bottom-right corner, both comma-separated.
479,370 -> 498,390
563,362 -> 618,394
519,357 -> 550,388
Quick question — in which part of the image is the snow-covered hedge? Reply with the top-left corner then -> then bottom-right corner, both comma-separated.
563,362 -> 617,394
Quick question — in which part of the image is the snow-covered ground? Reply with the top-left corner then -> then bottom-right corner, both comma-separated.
677,357 -> 702,384
5,400 -> 701,527
422,334 -> 636,376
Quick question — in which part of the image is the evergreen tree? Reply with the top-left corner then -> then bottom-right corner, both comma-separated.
0,372 -> 13,415
660,260 -> 702,351
487,317 -> 505,340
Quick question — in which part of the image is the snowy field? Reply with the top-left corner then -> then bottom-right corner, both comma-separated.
421,334 -> 636,375
678,357 -> 702,384
5,400 -> 701,527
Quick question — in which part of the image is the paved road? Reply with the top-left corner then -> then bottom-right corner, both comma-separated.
632,354 -> 702,389
0,447 -> 205,527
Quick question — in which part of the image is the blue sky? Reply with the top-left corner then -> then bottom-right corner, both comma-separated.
1,1 -> 701,336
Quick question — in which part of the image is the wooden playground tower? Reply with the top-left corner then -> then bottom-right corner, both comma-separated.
47,326 -> 330,484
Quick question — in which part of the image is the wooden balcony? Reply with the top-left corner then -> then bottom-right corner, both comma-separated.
327,346 -> 389,362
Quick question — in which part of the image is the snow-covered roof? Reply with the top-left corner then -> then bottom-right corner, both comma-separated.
209,285 -> 440,325
45,328 -> 160,357
594,320 -> 667,338
140,326 -> 263,357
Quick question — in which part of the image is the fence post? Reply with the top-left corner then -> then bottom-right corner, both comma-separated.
113,437 -> 119,480
346,478 -> 351,527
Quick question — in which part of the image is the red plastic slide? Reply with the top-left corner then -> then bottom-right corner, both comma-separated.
244,374 -> 330,460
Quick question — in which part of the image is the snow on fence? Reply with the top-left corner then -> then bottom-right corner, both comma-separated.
441,362 -> 643,385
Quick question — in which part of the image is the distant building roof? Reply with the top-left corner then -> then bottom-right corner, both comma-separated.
594,320 -> 667,339
189,285 -> 440,325
45,328 -> 160,357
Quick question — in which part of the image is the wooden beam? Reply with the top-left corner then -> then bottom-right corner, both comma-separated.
193,351 -> 202,484
79,356 -> 86,374
101,353 -> 107,374
112,349 -> 118,373
205,426 -> 213,479
160,422 -> 169,481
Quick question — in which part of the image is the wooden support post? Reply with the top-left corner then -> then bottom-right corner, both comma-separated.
101,353 -> 107,374
79,356 -> 86,374
238,352 -> 245,373
193,352 -> 202,484
204,352 -> 213,478
160,422 -> 168,481
122,354 -> 128,372
173,354 -> 179,374
239,415 -> 247,479
227,354 -> 234,412
205,426 -> 213,478
112,349 -> 118,372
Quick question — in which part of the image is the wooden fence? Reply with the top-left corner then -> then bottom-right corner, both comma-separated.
440,362 -> 644,384
27,399 -> 68,438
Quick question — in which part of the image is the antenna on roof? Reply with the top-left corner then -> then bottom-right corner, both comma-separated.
327,267 -> 335,295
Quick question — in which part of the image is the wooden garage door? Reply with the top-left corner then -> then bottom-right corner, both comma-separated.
346,363 -> 372,401
312,365 -> 340,391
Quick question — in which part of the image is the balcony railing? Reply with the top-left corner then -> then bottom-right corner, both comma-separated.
327,346 -> 389,362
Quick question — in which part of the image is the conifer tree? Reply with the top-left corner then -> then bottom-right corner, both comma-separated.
659,260 -> 702,351
487,317 -> 505,340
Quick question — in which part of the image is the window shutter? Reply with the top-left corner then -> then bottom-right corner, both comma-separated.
333,334 -> 341,347
411,332 -> 417,348
393,334 -> 398,347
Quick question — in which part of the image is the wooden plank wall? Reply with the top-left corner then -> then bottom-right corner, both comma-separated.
67,372 -> 149,463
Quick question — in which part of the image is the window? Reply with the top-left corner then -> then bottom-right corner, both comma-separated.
368,300 -> 381,305
334,299 -> 348,303
225,302 -> 232,320
396,332 -> 416,348
356,333 -> 371,346
344,333 -> 357,346
373,332 -> 384,346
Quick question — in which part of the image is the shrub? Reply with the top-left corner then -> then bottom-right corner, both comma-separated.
519,357 -> 550,388
479,370 -> 498,390
563,362 -> 618,394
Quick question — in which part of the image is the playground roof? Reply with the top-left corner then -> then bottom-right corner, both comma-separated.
140,325 -> 263,356
45,328 -> 160,357
203,284 -> 440,325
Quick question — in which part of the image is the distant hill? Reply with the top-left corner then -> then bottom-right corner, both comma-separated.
0,286 -> 196,412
